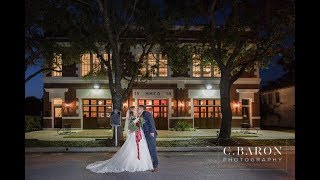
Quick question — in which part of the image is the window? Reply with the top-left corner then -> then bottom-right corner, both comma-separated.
193,99 -> 221,118
53,98 -> 62,105
192,55 -> 221,77
275,92 -> 280,103
192,56 -> 201,77
82,99 -> 112,118
52,54 -> 62,77
148,54 -> 157,77
138,99 -> 168,118
81,54 -> 90,76
159,54 -> 168,77
268,93 -> 273,104
139,53 -> 168,77
81,53 -> 109,76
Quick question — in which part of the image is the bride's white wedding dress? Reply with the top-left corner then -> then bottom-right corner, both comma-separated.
86,115 -> 153,173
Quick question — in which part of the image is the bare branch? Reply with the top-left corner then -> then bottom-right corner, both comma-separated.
226,38 -> 248,69
118,0 -> 138,36
25,67 -> 59,83
96,50 -> 115,93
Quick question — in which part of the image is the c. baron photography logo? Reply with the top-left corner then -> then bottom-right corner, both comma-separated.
222,146 -> 283,163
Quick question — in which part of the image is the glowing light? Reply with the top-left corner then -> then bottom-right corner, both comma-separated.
98,101 -> 103,105
179,102 -> 184,107
206,84 -> 212,90
94,84 -> 100,89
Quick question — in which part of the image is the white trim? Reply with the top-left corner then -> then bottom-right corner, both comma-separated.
236,89 -> 259,93
44,77 -> 109,84
232,116 -> 243,119
168,98 -> 172,130
43,77 -> 261,85
76,89 -> 112,99
43,117 -> 53,119
188,89 -> 220,99
233,78 -> 261,84
132,89 -> 174,99
190,98 -> 195,128
79,99 -> 83,129
170,117 -> 193,119
45,88 -> 68,101
249,99 -> 253,126
62,117 -> 81,119
251,116 -> 261,119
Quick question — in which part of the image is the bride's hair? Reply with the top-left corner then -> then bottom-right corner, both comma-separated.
128,106 -> 135,117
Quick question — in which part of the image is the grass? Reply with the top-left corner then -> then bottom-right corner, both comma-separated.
25,138 -> 295,147
63,136 -> 113,138
63,134 -> 258,139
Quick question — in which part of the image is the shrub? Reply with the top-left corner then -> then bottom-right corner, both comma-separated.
174,120 -> 192,131
25,116 -> 42,132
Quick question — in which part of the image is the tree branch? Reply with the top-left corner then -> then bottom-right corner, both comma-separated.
96,50 -> 115,94
25,67 -> 60,83
122,43 -> 154,99
226,38 -> 248,69
118,0 -> 138,36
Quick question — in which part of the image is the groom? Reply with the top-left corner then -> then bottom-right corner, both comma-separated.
137,105 -> 159,172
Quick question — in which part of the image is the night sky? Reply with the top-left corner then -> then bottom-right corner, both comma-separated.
25,60 -> 285,99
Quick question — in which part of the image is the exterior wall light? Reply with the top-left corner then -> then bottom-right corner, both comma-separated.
94,84 -> 100,89
206,84 -> 212,90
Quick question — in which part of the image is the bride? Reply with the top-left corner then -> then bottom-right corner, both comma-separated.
86,106 -> 154,173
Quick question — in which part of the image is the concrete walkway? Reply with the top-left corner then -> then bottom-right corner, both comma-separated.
25,129 -> 295,141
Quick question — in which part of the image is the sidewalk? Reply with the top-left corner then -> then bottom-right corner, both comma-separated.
25,146 -> 295,153
25,129 -> 295,141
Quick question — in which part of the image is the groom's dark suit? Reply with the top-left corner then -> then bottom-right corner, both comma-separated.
141,111 -> 159,168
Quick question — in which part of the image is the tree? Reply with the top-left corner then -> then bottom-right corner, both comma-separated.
163,0 -> 295,139
27,0 -> 175,142
25,0 -> 85,83
201,0 -> 294,139
25,96 -> 43,116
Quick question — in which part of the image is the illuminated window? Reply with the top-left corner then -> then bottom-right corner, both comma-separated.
159,54 -> 168,77
193,99 -> 221,118
82,99 -> 112,118
192,55 -> 201,77
53,98 -> 63,105
192,55 -> 221,77
139,53 -> 168,77
213,65 -> 221,77
52,54 -> 62,77
203,65 -> 212,77
81,53 -> 110,76
81,54 -> 90,76
148,54 -> 157,77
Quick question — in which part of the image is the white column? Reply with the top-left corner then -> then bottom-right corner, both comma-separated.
190,98 -> 194,128
249,99 -> 253,127
51,99 -> 54,128
168,98 -> 171,130
79,98 -> 83,129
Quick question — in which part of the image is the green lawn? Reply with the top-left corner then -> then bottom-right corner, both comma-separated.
25,138 -> 294,147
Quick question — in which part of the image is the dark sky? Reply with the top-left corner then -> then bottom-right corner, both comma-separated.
25,62 -> 285,99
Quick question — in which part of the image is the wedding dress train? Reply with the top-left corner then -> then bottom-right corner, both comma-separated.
86,129 -> 153,173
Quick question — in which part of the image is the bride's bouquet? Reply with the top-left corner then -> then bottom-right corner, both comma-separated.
128,116 -> 145,160
128,116 -> 145,132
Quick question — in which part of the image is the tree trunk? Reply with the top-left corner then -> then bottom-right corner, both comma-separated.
112,95 -> 124,144
218,74 -> 233,139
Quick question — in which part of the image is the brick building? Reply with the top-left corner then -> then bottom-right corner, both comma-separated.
260,85 -> 295,128
42,30 -> 261,130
